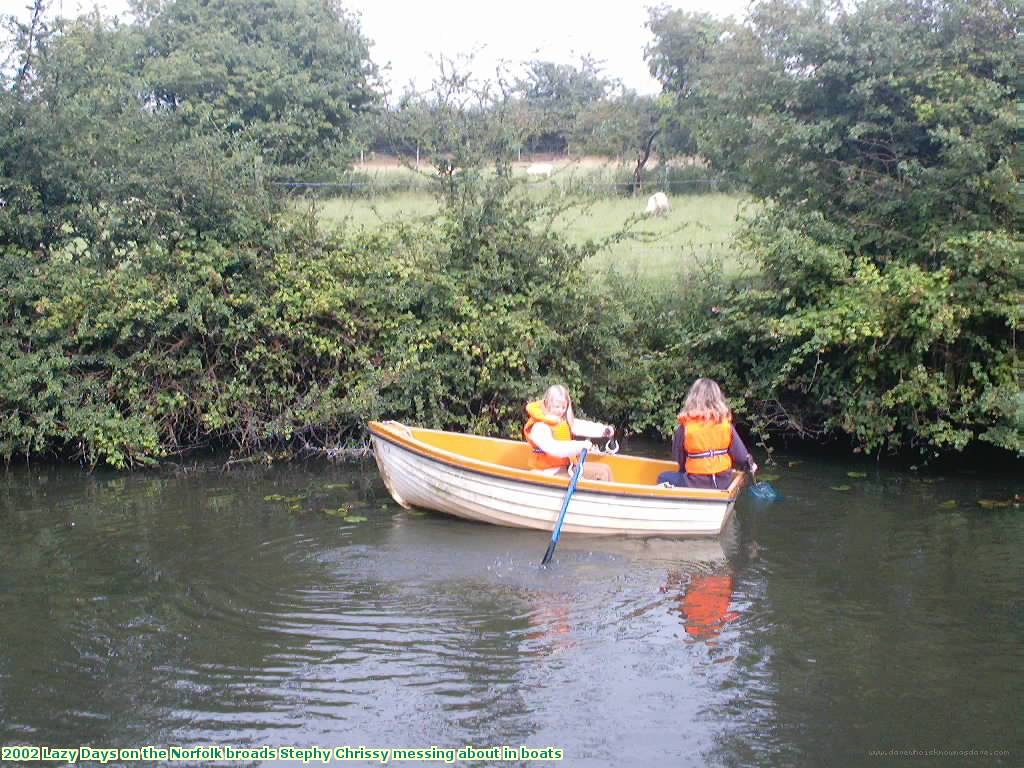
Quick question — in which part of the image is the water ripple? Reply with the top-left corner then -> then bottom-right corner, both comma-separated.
2,458 -> 1020,764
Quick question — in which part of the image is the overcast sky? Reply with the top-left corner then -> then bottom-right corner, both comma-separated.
1,0 -> 753,94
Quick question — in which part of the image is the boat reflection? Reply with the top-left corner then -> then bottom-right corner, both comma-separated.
381,510 -> 744,648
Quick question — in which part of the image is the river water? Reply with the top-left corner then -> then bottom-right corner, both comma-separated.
1,450 -> 1020,767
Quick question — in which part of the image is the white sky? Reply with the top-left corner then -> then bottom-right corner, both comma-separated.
1,0 -> 753,94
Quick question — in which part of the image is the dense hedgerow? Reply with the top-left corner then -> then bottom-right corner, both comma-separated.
0,169 -> 622,466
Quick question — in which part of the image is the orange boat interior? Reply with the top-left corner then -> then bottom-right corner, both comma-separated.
399,424 -> 678,487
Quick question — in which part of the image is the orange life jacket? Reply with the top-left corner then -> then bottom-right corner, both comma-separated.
679,415 -> 733,475
524,400 -> 572,470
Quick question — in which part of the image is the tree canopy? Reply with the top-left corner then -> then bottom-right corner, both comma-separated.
134,0 -> 379,174
0,0 -> 380,253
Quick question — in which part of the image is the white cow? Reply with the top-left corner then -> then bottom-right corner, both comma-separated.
526,163 -> 554,180
645,191 -> 671,217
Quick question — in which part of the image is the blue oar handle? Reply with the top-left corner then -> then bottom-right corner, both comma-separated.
541,449 -> 588,566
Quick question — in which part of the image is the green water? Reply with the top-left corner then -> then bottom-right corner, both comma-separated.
1,453 -> 1020,767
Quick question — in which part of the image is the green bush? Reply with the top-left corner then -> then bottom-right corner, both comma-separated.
0,169 -> 627,466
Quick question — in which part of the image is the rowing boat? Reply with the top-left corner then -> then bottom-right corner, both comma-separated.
368,421 -> 742,537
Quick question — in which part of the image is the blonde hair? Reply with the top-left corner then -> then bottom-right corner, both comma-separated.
542,384 -> 575,426
679,378 -> 731,423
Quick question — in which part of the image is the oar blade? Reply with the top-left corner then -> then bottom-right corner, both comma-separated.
750,481 -> 781,500
541,539 -> 558,565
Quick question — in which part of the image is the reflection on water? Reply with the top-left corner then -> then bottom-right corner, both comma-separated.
664,571 -> 740,644
1,455 -> 1021,766
523,594 -> 576,655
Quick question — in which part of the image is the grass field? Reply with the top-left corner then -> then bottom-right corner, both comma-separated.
310,190 -> 754,283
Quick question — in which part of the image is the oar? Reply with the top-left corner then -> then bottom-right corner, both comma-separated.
748,466 -> 781,501
541,448 -> 588,566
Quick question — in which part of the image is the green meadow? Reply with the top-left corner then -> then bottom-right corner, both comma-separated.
311,189 -> 753,283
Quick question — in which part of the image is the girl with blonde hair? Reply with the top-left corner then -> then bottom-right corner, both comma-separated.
657,378 -> 757,489
524,384 -> 615,482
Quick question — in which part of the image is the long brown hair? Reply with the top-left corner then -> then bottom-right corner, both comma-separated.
679,378 -> 731,423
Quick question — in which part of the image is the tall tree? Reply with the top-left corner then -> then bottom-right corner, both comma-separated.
0,7 -> 274,251
669,0 -> 1020,259
516,56 -> 615,154
1,0 -> 384,251
645,7 -> 728,157
135,0 -> 380,175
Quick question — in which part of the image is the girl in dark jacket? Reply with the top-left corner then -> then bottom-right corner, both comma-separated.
657,378 -> 757,489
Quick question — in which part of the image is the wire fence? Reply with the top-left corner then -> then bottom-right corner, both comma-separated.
271,169 -> 743,199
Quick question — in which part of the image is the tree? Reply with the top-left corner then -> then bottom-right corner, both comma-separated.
516,56 -> 615,154
642,9 -> 728,168
0,7 -> 274,252
573,92 -> 662,185
134,0 -> 380,176
645,7 -> 729,101
1,0 -> 384,252
684,0 -> 1020,258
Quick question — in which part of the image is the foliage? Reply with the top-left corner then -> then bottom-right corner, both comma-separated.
572,92 -> 659,162
645,8 -> 729,158
369,56 -> 679,176
649,0 -> 1022,456
134,0 -> 380,176
0,0 -> 377,255
515,56 -> 615,154
1,0 -> 1019,466
692,0 -> 1020,259
0,169 -> 626,466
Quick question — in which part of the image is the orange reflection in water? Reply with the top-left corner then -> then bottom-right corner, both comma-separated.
525,596 -> 577,654
663,570 -> 741,643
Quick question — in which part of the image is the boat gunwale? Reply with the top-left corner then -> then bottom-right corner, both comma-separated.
368,421 -> 741,503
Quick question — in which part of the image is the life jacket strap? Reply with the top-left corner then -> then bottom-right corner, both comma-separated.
688,448 -> 729,459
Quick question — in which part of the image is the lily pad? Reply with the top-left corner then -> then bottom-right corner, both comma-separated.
263,494 -> 286,501
322,506 -> 349,517
830,485 -> 852,492
289,504 -> 303,512
787,460 -> 803,467
757,474 -> 780,483
977,499 -> 1011,509
323,483 -> 350,490
285,495 -> 308,503
938,500 -> 958,509
847,471 -> 867,479
343,515 -> 368,523
407,510 -> 426,517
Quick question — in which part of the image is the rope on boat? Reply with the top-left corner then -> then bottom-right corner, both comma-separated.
384,421 -> 414,439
